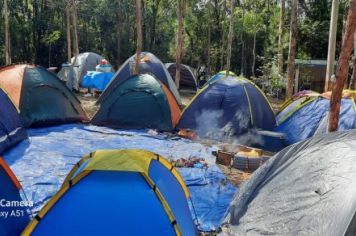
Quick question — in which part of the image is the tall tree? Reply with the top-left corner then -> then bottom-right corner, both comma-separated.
277,0 -> 285,75
71,0 -> 79,57
286,0 -> 298,99
3,0 -> 11,65
135,0 -> 143,75
324,0 -> 339,92
175,0 -> 186,89
351,32 -> 356,89
65,0 -> 72,62
328,0 -> 356,132
225,0 -> 235,76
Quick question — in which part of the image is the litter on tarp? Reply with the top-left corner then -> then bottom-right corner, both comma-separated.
171,157 -> 209,168
3,124 -> 237,232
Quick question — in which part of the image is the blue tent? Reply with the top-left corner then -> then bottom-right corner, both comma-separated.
99,52 -> 182,105
0,88 -> 27,154
206,71 -> 237,85
178,76 -> 276,140
24,149 -> 197,236
275,95 -> 356,145
0,158 -> 30,235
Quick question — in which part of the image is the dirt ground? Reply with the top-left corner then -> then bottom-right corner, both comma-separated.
78,91 -> 283,189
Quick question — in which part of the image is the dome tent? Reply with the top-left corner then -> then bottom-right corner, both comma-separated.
220,130 -> 356,236
166,63 -> 198,91
0,158 -> 30,235
0,88 -> 27,154
206,71 -> 237,85
275,91 -> 356,145
178,76 -> 276,140
0,64 -> 88,127
58,52 -> 110,90
23,149 -> 197,236
99,52 -> 182,105
92,74 -> 180,131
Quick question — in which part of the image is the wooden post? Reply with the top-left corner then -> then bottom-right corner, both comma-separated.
225,0 -> 235,77
175,0 -> 185,89
134,0 -> 142,75
278,0 -> 285,75
286,0 -> 298,99
3,0 -> 11,65
328,0 -> 356,132
324,0 -> 339,92
66,0 -> 72,62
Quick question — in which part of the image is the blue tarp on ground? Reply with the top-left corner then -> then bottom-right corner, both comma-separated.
81,71 -> 114,91
3,124 -> 236,232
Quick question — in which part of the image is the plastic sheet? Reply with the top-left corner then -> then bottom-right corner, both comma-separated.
3,124 -> 237,232
220,130 -> 356,236
81,71 -> 114,91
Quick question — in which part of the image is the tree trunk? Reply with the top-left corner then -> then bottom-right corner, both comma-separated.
324,0 -> 339,92
117,29 -> 121,66
351,32 -> 356,89
286,0 -> 298,99
149,0 -> 160,51
252,32 -> 256,77
66,0 -> 72,62
71,0 -> 79,57
278,0 -> 285,75
207,2 -> 211,77
135,0 -> 143,75
240,2 -> 245,76
225,0 -> 235,76
328,0 -> 356,132
220,0 -> 227,71
4,0 -> 11,65
175,0 -> 185,89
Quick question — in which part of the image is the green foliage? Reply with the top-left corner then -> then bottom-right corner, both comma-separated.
0,0 -> 347,85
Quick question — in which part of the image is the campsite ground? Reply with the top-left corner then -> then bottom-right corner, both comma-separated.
78,91 -> 282,188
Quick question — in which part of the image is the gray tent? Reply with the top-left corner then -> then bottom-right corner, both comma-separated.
58,52 -> 108,90
165,63 -> 197,91
220,130 -> 356,236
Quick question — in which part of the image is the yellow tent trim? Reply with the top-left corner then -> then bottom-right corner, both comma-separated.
64,149 -> 190,198
141,173 -> 182,236
22,170 -> 91,235
277,96 -> 318,125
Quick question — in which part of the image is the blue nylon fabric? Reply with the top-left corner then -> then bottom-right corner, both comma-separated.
149,160 -> 197,235
3,124 -> 236,232
178,76 -> 276,138
31,171 -> 176,236
178,166 -> 237,232
80,71 -> 114,91
0,166 -> 30,236
275,97 -> 356,145
0,89 -> 27,154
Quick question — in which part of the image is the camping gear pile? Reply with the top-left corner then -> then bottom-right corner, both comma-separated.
214,145 -> 272,172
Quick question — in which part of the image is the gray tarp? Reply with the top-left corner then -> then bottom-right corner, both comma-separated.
220,130 -> 356,236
